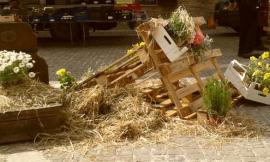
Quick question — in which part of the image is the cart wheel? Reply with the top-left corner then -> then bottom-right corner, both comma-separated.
49,23 -> 82,41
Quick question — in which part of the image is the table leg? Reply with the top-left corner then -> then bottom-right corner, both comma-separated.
69,23 -> 73,45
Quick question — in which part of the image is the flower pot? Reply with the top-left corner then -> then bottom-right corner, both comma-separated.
197,111 -> 224,126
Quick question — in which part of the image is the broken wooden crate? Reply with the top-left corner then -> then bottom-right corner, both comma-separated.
76,45 -> 153,89
0,104 -> 66,144
225,60 -> 270,105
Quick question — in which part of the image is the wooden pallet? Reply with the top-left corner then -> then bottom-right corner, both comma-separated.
137,21 -> 224,119
76,45 -> 153,89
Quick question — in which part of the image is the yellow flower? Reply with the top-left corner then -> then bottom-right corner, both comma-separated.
258,62 -> 263,67
56,68 -> 66,76
139,42 -> 145,46
252,69 -> 261,76
250,56 -> 257,61
127,49 -> 134,55
263,87 -> 269,96
266,64 -> 270,70
261,51 -> 270,59
264,73 -> 270,80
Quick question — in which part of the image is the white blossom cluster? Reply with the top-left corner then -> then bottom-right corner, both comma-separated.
0,50 -> 36,78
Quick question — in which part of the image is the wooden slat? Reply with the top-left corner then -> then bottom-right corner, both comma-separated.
110,63 -> 144,85
167,69 -> 193,83
176,83 -> 201,99
191,59 -> 214,73
160,99 -> 173,107
165,109 -> 178,117
0,104 -> 64,122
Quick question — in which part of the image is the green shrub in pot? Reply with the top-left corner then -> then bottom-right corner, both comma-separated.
202,78 -> 232,118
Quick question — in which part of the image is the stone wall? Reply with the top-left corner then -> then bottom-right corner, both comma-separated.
143,0 -> 216,19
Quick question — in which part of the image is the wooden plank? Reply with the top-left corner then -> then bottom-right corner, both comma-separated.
176,83 -> 200,100
110,63 -> 144,85
165,109 -> 178,117
160,99 -> 173,107
167,69 -> 193,83
0,104 -> 64,122
0,115 -> 65,144
155,93 -> 168,99
168,49 -> 222,73
183,112 -> 197,120
191,59 -> 214,73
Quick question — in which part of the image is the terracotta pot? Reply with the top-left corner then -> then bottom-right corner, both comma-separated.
208,114 -> 224,126
197,111 -> 224,126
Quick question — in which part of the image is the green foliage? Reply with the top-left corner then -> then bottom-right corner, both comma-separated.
56,69 -> 76,90
168,6 -> 195,45
0,60 -> 27,86
246,52 -> 270,95
203,78 -> 232,117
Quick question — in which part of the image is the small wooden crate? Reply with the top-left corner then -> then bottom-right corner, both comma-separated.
0,104 -> 66,144
152,25 -> 188,62
225,60 -> 270,105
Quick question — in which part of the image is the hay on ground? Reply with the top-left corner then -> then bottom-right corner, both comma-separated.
35,81 -> 265,147
0,79 -> 62,113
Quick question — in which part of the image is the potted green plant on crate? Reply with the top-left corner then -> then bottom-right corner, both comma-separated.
225,52 -> 270,105
200,78 -> 232,125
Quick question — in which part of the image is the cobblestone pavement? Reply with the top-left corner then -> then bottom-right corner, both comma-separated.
1,27 -> 270,162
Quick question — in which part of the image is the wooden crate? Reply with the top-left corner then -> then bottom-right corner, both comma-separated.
0,104 -> 66,144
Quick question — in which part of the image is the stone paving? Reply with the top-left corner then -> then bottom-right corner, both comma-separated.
0,27 -> 270,161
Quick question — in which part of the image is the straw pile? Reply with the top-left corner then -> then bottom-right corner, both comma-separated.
0,79 -> 62,113
35,81 -> 265,147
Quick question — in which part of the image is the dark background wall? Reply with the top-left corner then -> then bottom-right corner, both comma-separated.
143,0 -> 216,19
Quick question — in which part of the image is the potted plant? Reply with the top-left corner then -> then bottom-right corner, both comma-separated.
201,78 -> 232,125
225,52 -> 270,105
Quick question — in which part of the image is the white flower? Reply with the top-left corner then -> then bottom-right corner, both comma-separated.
28,72 -> 36,78
13,67 -> 20,73
26,63 -> 33,69
17,55 -> 24,60
19,62 -> 25,68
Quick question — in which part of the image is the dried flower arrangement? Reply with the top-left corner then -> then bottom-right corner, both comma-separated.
166,6 -> 213,61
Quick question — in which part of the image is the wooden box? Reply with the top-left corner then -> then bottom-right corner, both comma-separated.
0,104 -> 66,144
225,60 -> 270,105
152,25 -> 188,62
